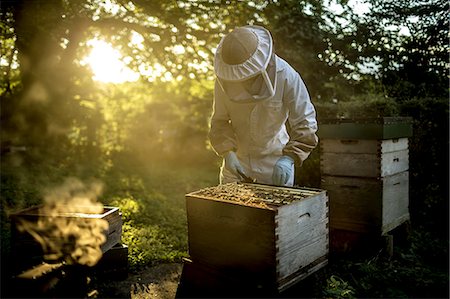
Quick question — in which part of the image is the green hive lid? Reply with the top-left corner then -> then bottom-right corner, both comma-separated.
318,117 -> 413,140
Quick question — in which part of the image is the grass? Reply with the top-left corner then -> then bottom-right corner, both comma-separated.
98,151 -> 220,271
332,233 -> 447,298
284,227 -> 448,298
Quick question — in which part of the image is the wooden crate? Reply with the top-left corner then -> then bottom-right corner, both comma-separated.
320,138 -> 409,178
185,183 -> 329,292
10,206 -> 122,270
322,172 -> 409,235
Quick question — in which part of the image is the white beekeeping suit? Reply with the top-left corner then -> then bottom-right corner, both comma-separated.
209,25 -> 318,186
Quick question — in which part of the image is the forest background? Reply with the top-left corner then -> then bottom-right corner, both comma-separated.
1,0 -> 448,298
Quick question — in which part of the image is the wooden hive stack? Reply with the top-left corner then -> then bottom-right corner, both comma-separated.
185,183 -> 329,293
318,117 -> 413,251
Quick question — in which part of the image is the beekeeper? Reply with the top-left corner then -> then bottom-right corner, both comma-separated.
208,25 -> 318,186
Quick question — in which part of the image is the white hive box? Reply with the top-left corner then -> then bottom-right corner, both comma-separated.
185,183 -> 329,292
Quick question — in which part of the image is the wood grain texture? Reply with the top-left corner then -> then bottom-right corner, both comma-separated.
101,214 -> 123,253
321,152 -> 382,177
185,187 -> 329,291
320,150 -> 408,178
382,171 -> 410,234
322,172 -> 409,234
320,138 -> 409,178
277,255 -> 328,292
186,196 -> 277,278
275,193 -> 328,279
380,150 -> 409,177
320,138 -> 408,154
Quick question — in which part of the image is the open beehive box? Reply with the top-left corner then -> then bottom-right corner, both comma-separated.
185,183 -> 329,292
10,205 -> 122,270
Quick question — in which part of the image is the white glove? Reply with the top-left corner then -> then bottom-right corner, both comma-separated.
224,151 -> 246,178
272,156 -> 295,186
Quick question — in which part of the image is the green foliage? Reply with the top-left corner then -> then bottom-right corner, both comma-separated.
311,229 -> 448,299
351,232 -> 448,298
121,221 -> 188,271
288,227 -> 448,299
98,151 -> 219,271
398,97 -> 449,232
354,0 -> 449,100
323,275 -> 356,299
314,93 -> 400,119
261,0 -> 369,100
0,10 -> 19,95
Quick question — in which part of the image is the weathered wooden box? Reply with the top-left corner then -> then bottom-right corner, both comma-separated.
185,183 -> 329,292
320,138 -> 409,178
10,205 -> 122,269
319,117 -> 412,239
322,172 -> 409,234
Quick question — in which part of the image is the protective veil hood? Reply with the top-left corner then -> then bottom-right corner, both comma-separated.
214,25 -> 276,103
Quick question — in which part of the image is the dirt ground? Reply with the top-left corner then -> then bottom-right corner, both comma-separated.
95,263 -> 183,299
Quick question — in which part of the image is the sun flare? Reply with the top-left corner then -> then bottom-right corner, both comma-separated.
83,39 -> 139,83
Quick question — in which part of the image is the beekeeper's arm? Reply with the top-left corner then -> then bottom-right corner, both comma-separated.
208,81 -> 245,177
209,80 -> 237,155
282,72 -> 319,167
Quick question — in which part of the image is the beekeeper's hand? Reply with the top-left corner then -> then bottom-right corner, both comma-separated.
273,156 -> 295,186
224,151 -> 246,178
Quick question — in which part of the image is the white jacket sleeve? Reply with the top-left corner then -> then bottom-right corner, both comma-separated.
208,80 -> 238,156
282,71 -> 319,166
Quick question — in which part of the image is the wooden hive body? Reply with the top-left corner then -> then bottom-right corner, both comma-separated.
322,172 -> 409,234
319,117 -> 412,238
320,138 -> 409,178
185,183 -> 328,292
